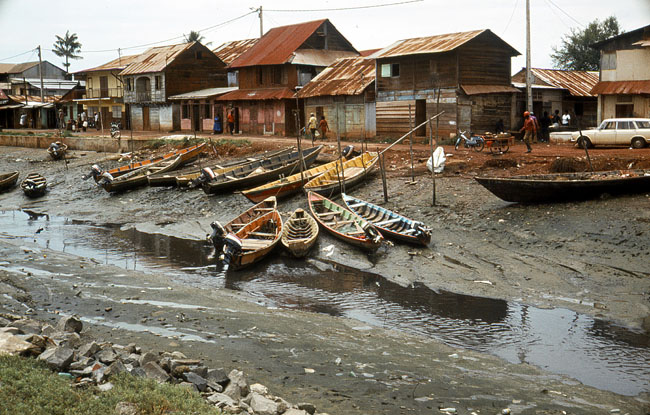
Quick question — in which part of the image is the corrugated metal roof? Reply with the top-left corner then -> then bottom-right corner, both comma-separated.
0,62 -> 39,74
369,29 -> 519,59
168,87 -> 238,100
10,78 -> 81,89
461,84 -> 520,95
530,68 -> 599,97
290,49 -> 358,66
213,39 -> 259,65
297,57 -> 375,98
120,42 -> 195,75
632,39 -> 650,47
591,80 -> 650,95
229,19 -> 331,68
216,87 -> 295,101
75,54 -> 140,74
8,94 -> 61,104
359,49 -> 381,57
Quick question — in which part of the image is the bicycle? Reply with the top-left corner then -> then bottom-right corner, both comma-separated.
110,121 -> 121,139
454,130 -> 485,152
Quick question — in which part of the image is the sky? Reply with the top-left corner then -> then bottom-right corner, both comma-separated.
1,0 -> 648,75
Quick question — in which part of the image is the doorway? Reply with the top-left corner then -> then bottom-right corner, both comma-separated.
615,104 -> 633,118
142,106 -> 150,130
192,104 -> 200,131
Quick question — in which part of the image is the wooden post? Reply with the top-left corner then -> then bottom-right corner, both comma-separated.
409,104 -> 414,183
336,130 -> 345,195
294,110 -> 304,184
380,152 -> 388,203
574,111 -> 593,172
429,119 -> 435,206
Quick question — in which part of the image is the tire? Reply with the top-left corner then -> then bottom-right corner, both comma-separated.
631,137 -> 646,149
577,136 -> 592,149
473,138 -> 485,152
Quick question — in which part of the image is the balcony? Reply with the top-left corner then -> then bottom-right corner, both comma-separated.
86,88 -> 123,99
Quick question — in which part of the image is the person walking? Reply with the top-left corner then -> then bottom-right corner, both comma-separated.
519,111 -> 536,153
540,111 -> 551,142
308,113 -> 318,144
318,116 -> 329,141
94,112 -> 100,130
213,113 -> 222,135
227,111 -> 235,135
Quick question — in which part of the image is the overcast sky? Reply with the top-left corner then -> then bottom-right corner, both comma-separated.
1,0 -> 648,75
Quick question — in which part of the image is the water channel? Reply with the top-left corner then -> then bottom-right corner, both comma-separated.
1,209 -> 648,396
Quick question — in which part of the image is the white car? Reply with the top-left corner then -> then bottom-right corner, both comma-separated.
570,118 -> 650,149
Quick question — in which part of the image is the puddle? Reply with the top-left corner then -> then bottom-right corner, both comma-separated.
1,209 -> 649,396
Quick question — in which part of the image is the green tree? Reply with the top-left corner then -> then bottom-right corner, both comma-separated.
551,16 -> 621,71
184,30 -> 211,46
52,30 -> 82,74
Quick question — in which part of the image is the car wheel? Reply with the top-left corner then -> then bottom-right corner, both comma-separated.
577,136 -> 592,149
631,137 -> 646,149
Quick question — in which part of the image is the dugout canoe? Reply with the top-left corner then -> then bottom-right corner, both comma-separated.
0,171 -> 19,192
21,173 -> 47,198
281,208 -> 319,258
303,152 -> 378,196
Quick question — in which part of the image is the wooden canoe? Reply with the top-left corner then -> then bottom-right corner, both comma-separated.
148,146 -> 295,187
0,171 -> 19,192
281,208 -> 319,258
221,210 -> 283,270
47,141 -> 68,160
303,152 -> 379,196
242,156 -> 347,203
475,169 -> 650,203
341,193 -> 431,246
307,191 -> 382,252
94,142 -> 206,181
21,173 -> 47,198
202,145 -> 323,195
101,153 -> 188,192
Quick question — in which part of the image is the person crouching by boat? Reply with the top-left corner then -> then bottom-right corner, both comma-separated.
519,111 -> 536,153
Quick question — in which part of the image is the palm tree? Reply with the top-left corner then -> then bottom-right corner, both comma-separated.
184,30 -> 211,46
52,30 -> 82,74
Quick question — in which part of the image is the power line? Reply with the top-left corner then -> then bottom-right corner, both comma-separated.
545,0 -> 583,28
0,48 -> 38,62
501,0 -> 520,34
542,0 -> 572,31
265,0 -> 423,12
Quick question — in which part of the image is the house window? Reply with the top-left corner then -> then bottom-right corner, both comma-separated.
602,52 -> 616,70
126,78 -> 132,91
112,106 -> 122,118
204,103 -> 211,119
182,104 -> 189,119
87,78 -> 93,89
272,66 -> 282,85
196,51 -> 203,60
380,63 -> 400,78
257,67 -> 263,85
228,71 -> 239,87
155,76 -> 161,90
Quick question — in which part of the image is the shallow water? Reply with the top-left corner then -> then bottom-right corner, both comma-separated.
1,209 -> 648,396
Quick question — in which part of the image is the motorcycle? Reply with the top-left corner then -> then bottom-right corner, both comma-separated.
454,130 -> 485,152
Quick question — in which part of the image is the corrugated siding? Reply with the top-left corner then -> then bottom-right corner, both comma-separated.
376,100 -> 415,135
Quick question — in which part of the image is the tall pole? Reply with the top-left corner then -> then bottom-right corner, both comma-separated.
258,6 -> 263,38
525,0 -> 532,112
37,46 -> 44,103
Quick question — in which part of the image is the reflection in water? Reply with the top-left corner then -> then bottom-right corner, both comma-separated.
0,209 -> 648,396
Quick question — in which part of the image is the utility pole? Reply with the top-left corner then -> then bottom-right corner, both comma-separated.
525,0 -> 532,112
258,6 -> 263,38
37,45 -> 44,103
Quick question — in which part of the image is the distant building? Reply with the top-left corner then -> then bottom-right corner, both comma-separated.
217,19 -> 359,136
297,56 -> 375,139
512,68 -> 599,127
369,29 -> 520,140
120,42 -> 227,131
590,24 -> 650,121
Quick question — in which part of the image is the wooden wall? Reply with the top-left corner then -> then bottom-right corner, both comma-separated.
457,37 -> 512,86
237,64 -> 297,89
376,52 -> 458,93
165,43 -> 227,98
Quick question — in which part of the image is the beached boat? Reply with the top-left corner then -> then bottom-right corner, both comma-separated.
208,196 -> 277,245
47,141 -> 68,160
21,173 -> 47,197
217,210 -> 283,270
148,146 -> 295,187
242,156 -> 347,203
307,191 -> 382,251
303,152 -> 378,196
0,171 -> 19,192
341,193 -> 431,246
100,154 -> 185,192
88,142 -> 206,181
281,208 -> 319,257
202,145 -> 323,195
475,169 -> 650,203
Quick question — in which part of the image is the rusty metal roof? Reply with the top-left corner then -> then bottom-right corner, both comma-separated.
530,68 -> 599,97
168,87 -> 238,100
461,84 -> 519,95
120,42 -> 196,75
213,39 -> 259,65
75,54 -> 140,74
359,49 -> 381,57
591,80 -> 650,95
369,29 -> 519,59
0,62 -> 40,74
297,57 -> 375,98
216,87 -> 296,101
229,19 -> 358,68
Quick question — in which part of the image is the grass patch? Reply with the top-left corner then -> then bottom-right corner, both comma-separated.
0,354 -> 220,415
0,131 -> 54,137
145,136 -> 251,151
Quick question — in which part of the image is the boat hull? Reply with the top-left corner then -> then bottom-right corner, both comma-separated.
0,171 -> 19,192
21,173 -> 47,198
281,208 -> 319,257
304,152 -> 378,196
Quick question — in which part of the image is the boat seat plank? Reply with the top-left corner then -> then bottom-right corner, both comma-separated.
348,230 -> 366,235
248,231 -> 276,237
254,208 -> 275,212
347,202 -> 366,208
316,212 -> 338,218
325,219 -> 354,226
402,229 -> 417,234
376,218 -> 401,226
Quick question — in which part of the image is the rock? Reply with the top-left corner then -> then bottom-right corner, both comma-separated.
125,343 -> 138,354
96,347 -> 118,364
297,403 -> 316,415
177,382 -> 197,392
250,392 -> 279,415
40,324 -> 57,337
250,383 -> 268,395
284,409 -> 309,415
57,316 -> 83,333
78,341 -> 100,357
170,351 -> 187,359
139,351 -> 158,366
0,327 -> 22,335
98,382 -> 114,392
11,319 -> 42,334
0,332 -> 39,355
207,392 -> 237,408
206,368 -> 229,385
171,358 -> 201,371
68,356 -> 92,371
223,369 -> 250,400
105,360 -> 127,378
17,333 -> 46,351
129,367 -> 147,378
206,380 -> 223,393
171,364 -> 190,378
142,361 -> 170,383
92,363 -> 107,383
52,332 -> 82,348
38,346 -> 74,371
124,353 -> 140,366
115,402 -> 138,415
184,372 -> 208,392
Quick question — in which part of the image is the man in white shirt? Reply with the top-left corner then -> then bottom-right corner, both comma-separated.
561,110 -> 571,126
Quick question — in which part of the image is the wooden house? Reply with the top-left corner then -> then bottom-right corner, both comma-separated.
74,54 -> 139,129
369,29 -> 520,140
213,39 -> 259,87
120,42 -> 227,131
216,19 -> 359,136
590,25 -> 650,121
512,68 -> 599,127
297,56 -> 375,139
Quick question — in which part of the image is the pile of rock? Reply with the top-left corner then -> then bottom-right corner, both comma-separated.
0,314 -> 321,415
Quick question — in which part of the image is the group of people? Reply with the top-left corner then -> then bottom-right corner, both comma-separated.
213,111 -> 236,135
519,109 -> 571,153
308,113 -> 329,144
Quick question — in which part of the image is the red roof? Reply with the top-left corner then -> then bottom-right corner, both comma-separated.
229,19 -> 328,68
591,80 -> 650,95
216,87 -> 296,101
297,57 -> 375,98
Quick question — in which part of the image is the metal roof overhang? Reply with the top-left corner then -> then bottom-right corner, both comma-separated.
72,98 -> 114,102
461,84 -> 520,95
216,88 -> 296,101
0,104 -> 25,110
591,80 -> 650,95
168,87 -> 238,100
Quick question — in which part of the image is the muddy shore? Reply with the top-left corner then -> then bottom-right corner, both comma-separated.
1,139 -> 649,414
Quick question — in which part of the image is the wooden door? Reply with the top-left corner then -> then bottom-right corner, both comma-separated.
101,107 -> 109,128
100,76 -> 109,98
142,106 -> 150,130
193,104 -> 200,131
250,105 -> 258,134
264,104 -> 273,134
415,99 -> 426,137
